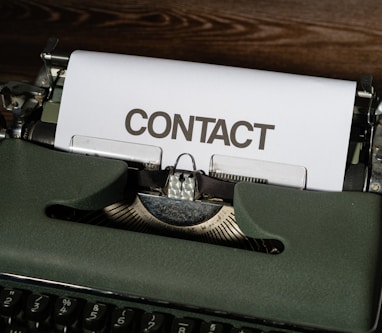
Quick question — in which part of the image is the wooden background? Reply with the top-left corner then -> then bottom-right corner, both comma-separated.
1,0 -> 382,115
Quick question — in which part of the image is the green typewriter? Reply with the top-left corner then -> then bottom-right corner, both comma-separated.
0,38 -> 381,333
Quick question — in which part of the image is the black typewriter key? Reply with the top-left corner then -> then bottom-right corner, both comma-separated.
0,288 -> 24,317
25,294 -> 51,322
140,312 -> 168,333
110,308 -> 135,332
54,296 -> 80,330
170,318 -> 198,333
200,322 -> 228,333
82,302 -> 108,332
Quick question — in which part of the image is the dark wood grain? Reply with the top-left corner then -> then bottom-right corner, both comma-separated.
1,0 -> 382,118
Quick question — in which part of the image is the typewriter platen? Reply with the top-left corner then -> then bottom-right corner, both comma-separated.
0,38 -> 382,333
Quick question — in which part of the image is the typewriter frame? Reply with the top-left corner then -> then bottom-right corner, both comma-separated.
1,40 -> 382,333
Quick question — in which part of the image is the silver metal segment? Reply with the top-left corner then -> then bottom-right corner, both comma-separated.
209,154 -> 307,189
355,75 -> 380,192
70,135 -> 162,169
0,128 -> 6,140
40,37 -> 69,90
167,174 -> 196,201
0,81 -> 46,138
166,153 -> 200,200
209,171 -> 267,184
0,272 -> 100,295
368,123 -> 382,193
102,193 -> 251,247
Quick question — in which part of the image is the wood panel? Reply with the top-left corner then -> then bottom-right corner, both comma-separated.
1,0 -> 382,109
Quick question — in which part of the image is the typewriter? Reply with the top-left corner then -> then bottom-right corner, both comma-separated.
1,38 -> 382,333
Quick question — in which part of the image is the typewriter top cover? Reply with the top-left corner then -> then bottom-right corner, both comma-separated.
1,39 -> 382,333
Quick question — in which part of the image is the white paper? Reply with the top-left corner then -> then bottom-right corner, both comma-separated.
56,50 -> 356,191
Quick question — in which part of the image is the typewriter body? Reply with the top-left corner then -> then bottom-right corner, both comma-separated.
1,39 -> 382,333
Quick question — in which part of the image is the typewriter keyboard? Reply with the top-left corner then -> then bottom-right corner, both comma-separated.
0,274 -> 293,333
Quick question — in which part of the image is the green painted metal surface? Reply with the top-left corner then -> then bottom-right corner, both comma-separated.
0,139 -> 381,332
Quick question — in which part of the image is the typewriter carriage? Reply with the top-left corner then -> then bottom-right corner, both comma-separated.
1,38 -> 381,193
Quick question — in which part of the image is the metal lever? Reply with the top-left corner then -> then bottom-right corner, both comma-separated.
0,82 -> 46,138
40,37 -> 69,93
165,153 -> 202,201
